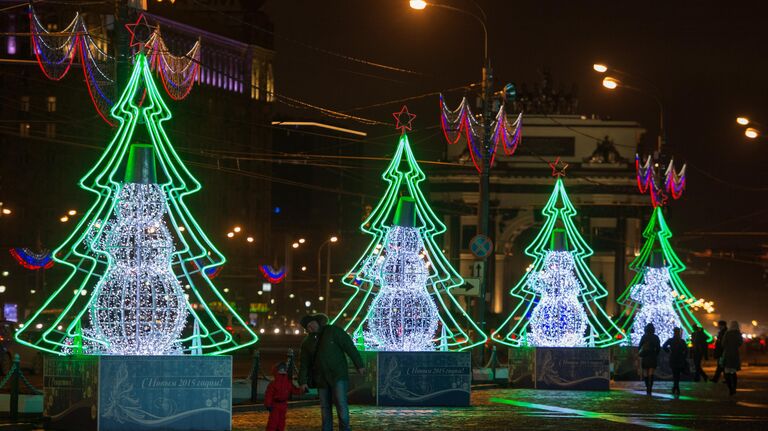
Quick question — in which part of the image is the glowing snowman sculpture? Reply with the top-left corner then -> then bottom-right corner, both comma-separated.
364,197 -> 439,351
528,231 -> 588,347
91,145 -> 187,355
630,260 -> 684,345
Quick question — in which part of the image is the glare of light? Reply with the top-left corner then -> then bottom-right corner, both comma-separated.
294,329 -> 300,335
745,127 -> 759,139
258,290 -> 263,296
247,236 -> 254,243
299,238 -> 306,244
301,266 -> 307,271
289,293 -> 295,299
35,323 -> 43,329
223,288 -> 230,293
80,289 -> 87,296
60,216 -> 69,222
273,328 -> 280,334
185,284 -> 191,290
1,271 -> 8,277
330,236 -> 338,243
409,0 -> 427,9
329,278 -> 334,283
270,299 -> 275,304
602,76 -> 619,90
0,286 -> 5,293
58,325 -> 63,330
68,209 -> 77,216
1,209 -> 11,215
292,242 -> 299,248
736,117 -> 750,126
753,320 -> 759,326
227,232 -> 234,238
234,226 -> 241,233
319,296 -> 324,301
593,63 -> 608,73
30,289 -> 36,294
178,226 -> 186,232
305,300 -> 311,307
259,328 -> 265,334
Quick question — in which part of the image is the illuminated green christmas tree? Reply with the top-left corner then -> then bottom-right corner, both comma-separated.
332,108 -> 485,351
15,53 -> 257,355
492,160 -> 624,348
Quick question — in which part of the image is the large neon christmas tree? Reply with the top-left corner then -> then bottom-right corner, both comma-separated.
332,106 -> 486,352
15,53 -> 257,355
616,156 -> 711,344
492,159 -> 623,348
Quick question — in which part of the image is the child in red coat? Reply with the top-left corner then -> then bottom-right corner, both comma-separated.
264,362 -> 303,431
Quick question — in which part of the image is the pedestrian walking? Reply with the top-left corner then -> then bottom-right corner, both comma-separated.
264,362 -> 303,431
721,320 -> 743,396
662,327 -> 688,399
711,320 -> 728,383
637,323 -> 661,396
691,325 -> 709,382
298,313 -> 364,431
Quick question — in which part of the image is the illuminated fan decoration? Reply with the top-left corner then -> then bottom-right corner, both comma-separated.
28,7 -> 201,125
14,53 -> 256,356
439,94 -> 522,173
333,109 -> 486,352
259,265 -> 285,284
492,166 -> 623,348
9,248 -> 54,270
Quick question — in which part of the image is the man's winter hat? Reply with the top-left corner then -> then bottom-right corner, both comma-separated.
300,313 -> 329,329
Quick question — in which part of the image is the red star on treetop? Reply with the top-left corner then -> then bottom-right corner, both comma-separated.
549,157 -> 569,177
125,14 -> 154,49
393,105 -> 416,134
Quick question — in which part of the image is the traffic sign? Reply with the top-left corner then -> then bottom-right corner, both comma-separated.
456,277 -> 480,296
469,234 -> 493,259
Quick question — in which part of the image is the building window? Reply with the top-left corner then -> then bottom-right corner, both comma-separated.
19,123 -> 30,137
251,59 -> 260,100
20,96 -> 30,112
7,14 -> 16,55
265,63 -> 274,102
47,96 -> 57,112
46,123 -> 56,138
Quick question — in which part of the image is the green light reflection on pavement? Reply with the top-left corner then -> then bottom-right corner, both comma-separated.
490,397 -> 690,431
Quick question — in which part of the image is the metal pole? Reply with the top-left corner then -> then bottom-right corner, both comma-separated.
324,244 -> 331,315
317,242 -> 324,299
477,56 -> 493,335
10,354 -> 19,421
250,350 -> 260,402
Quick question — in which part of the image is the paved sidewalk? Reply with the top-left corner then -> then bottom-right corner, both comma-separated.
234,373 -> 768,431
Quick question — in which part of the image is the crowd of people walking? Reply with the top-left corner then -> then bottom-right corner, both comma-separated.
638,320 -> 743,399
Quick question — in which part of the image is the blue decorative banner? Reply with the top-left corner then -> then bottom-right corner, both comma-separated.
535,347 -> 610,390
98,356 -> 232,431
376,351 -> 471,407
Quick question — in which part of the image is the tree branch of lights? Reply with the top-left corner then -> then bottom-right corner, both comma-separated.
491,175 -> 624,348
332,130 -> 486,352
14,53 -> 257,356
616,207 -> 712,344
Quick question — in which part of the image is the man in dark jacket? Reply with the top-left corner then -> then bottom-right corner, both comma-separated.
298,314 -> 363,431
711,320 -> 728,383
691,326 -> 709,382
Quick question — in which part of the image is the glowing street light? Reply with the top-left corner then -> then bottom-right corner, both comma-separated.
299,238 -> 306,244
226,232 -> 234,238
330,236 -> 338,243
593,63 -> 608,73
745,127 -> 759,139
305,300 -> 311,308
292,242 -> 300,248
736,117 -> 750,126
234,226 -> 242,233
1,209 -> 10,215
301,266 -> 307,272
602,76 -> 619,90
68,209 -> 77,216
247,236 -> 254,243
409,0 -> 427,10
60,216 -> 69,223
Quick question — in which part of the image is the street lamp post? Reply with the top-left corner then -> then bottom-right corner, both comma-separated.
411,0 -> 492,334
317,236 -> 338,315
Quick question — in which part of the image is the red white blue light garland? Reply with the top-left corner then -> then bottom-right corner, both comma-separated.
636,155 -> 687,207
259,265 -> 285,284
9,248 -> 53,270
439,94 -> 522,172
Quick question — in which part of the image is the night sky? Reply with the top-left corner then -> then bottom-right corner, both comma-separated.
262,1 -> 768,325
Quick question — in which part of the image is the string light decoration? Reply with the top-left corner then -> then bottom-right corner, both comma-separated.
89,179 -> 187,355
616,207 -> 712,343
363,201 -> 440,351
333,109 -> 486,352
528,251 -> 588,347
9,248 -> 54,270
636,155 -> 686,208
439,94 -> 522,173
28,7 -> 200,125
492,169 -> 623,348
14,53 -> 257,356
628,266 -> 684,345
259,265 -> 285,284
